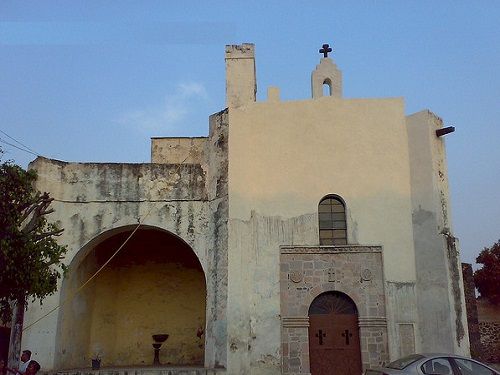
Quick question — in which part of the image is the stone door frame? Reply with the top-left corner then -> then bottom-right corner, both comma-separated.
280,245 -> 389,375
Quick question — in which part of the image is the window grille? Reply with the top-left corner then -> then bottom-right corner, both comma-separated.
319,195 -> 347,245
309,291 -> 358,315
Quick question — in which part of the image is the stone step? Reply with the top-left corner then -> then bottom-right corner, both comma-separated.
44,367 -> 225,375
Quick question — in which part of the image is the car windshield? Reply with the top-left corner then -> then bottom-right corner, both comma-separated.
387,354 -> 425,370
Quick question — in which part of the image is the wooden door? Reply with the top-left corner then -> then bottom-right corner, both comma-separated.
308,293 -> 362,375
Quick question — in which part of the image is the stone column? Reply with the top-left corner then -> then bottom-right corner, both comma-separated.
281,317 -> 311,375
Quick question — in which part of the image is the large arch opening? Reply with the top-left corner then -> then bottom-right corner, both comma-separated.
56,227 -> 206,369
308,291 -> 361,375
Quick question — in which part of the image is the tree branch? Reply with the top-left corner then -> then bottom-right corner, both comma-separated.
18,201 -> 40,224
20,194 -> 56,234
34,229 -> 64,242
46,256 -> 66,267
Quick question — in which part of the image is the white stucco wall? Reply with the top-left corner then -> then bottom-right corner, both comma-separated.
228,96 -> 415,280
226,95 -> 418,372
407,110 -> 470,355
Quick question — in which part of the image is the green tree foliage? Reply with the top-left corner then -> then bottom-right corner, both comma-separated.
0,153 -> 67,323
474,239 -> 500,305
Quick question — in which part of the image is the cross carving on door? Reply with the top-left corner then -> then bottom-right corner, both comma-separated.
341,329 -> 353,345
315,329 -> 326,345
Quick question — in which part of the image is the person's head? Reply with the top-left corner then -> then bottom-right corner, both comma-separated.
0,359 -> 5,368
25,361 -> 40,375
20,351 -> 31,363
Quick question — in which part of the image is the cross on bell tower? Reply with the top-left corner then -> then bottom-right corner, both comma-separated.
311,42 -> 342,98
319,43 -> 332,58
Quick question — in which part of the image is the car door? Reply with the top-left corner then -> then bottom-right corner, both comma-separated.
450,357 -> 499,375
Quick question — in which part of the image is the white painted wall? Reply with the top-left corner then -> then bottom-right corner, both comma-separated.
226,94 -> 418,371
228,96 -> 415,281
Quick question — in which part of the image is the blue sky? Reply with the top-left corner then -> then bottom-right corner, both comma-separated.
1,1 -> 499,266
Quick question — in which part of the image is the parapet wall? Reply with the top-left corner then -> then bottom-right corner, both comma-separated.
151,137 -> 207,164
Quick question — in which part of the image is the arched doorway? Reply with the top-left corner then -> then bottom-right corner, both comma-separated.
308,291 -> 362,375
56,227 -> 206,369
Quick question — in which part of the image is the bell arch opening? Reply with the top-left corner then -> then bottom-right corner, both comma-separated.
323,78 -> 333,96
55,227 -> 206,369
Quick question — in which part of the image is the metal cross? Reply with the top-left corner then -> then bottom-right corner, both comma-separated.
319,43 -> 332,58
341,329 -> 353,345
315,329 -> 326,345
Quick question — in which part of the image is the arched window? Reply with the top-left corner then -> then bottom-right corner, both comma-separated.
308,291 -> 358,315
319,195 -> 347,245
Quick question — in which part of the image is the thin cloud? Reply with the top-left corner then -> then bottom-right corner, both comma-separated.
117,82 -> 209,133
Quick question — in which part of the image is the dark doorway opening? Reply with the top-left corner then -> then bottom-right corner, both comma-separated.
0,326 -> 11,362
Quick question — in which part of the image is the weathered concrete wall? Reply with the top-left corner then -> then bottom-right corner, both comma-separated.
204,109 -> 229,368
226,95 -> 419,372
227,213 -> 317,374
23,109 -> 229,370
22,160 -> 207,369
151,137 -> 207,164
384,281 -> 418,357
407,110 -> 469,354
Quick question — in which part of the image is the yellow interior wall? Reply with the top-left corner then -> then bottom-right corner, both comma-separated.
89,261 -> 206,366
57,229 -> 206,368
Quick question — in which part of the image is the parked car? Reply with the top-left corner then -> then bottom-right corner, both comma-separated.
364,353 -> 499,375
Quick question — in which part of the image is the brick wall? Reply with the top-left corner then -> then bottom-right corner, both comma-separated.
461,263 -> 500,364
461,263 -> 482,358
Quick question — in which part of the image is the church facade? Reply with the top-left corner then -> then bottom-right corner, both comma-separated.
23,43 -> 469,374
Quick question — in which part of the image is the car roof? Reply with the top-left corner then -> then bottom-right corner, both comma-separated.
418,353 -> 476,359
384,354 -> 499,372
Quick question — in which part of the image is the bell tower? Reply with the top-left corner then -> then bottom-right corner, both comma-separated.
311,43 -> 342,98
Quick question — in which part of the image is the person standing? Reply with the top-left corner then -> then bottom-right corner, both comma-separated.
4,359 -> 39,375
17,351 -> 31,375
24,361 -> 39,375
